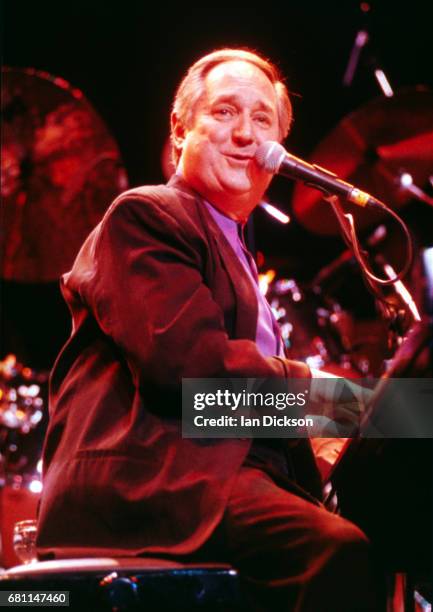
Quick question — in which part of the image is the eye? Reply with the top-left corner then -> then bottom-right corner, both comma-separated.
213,106 -> 236,120
254,114 -> 272,127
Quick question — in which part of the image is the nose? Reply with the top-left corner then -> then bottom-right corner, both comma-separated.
232,112 -> 255,146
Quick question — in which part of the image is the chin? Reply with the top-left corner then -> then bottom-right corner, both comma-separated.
221,175 -> 254,194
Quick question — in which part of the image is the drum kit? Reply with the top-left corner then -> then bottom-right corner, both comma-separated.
1,67 -> 128,283
1,49 -> 432,570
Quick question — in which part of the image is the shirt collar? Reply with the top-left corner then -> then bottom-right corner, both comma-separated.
203,200 -> 244,242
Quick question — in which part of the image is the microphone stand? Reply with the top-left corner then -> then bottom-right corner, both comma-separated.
323,193 -> 417,358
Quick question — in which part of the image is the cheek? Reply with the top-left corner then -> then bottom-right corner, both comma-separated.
189,133 -> 224,170
182,133 -> 219,185
263,124 -> 280,143
248,162 -> 274,192
196,118 -> 231,147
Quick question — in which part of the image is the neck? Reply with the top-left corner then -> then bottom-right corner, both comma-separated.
176,163 -> 256,221
204,192 -> 256,223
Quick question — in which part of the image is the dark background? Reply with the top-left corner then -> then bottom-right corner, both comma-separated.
1,0 -> 433,369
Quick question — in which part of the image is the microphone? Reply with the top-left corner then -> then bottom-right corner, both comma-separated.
255,141 -> 384,209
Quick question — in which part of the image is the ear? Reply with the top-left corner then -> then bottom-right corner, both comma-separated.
171,112 -> 187,151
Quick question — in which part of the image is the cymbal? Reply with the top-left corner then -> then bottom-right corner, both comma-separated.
1,67 -> 128,282
292,87 -> 433,235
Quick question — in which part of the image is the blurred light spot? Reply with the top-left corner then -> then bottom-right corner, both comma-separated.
258,269 -> 276,295
400,172 -> 413,187
260,202 -> 290,224
374,69 -> 393,97
29,480 -> 43,494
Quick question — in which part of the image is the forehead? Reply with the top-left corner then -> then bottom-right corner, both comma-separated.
202,60 -> 277,107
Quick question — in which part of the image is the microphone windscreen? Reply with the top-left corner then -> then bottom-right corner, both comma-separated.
255,141 -> 285,173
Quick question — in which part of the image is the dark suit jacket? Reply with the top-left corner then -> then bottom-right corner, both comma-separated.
37,175 -> 314,559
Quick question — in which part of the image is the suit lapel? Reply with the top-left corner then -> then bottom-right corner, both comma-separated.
199,202 -> 258,340
168,175 -> 258,341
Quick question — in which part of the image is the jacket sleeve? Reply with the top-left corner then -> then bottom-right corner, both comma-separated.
78,195 -> 310,393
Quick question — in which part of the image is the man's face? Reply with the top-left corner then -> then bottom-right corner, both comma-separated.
174,61 -> 280,221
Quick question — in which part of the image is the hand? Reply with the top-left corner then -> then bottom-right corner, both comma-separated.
307,369 -> 372,437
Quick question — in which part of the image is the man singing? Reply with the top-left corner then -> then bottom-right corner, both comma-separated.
37,48 -> 380,610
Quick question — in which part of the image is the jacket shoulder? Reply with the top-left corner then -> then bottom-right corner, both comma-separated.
106,182 -> 200,225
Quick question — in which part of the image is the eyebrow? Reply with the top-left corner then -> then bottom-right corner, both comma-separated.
209,94 -> 275,114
